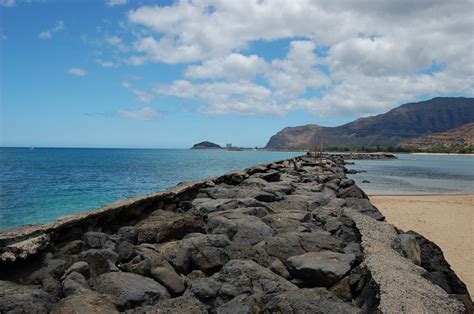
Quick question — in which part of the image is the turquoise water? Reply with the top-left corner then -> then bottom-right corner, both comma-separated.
346,154 -> 474,195
0,148 -> 303,230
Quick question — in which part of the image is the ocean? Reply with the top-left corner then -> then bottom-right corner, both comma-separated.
1,148 -> 473,230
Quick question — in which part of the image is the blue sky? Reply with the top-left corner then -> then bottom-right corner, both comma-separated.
1,0 -> 473,148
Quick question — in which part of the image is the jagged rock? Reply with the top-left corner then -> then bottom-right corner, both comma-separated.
41,275 -> 62,299
116,226 -> 138,244
0,234 -> 50,263
262,287 -> 359,313
121,244 -> 172,278
225,242 -> 273,267
51,288 -> 118,314
329,276 -> 352,302
260,171 -> 281,182
125,296 -> 208,314
256,231 -> 344,262
186,259 -> 297,308
63,261 -> 90,279
399,233 -> 421,265
82,232 -> 109,249
150,266 -> 185,295
324,216 -> 360,243
136,210 -> 206,244
286,251 -> 356,287
345,198 -> 385,221
27,258 -> 69,284
191,246 -> 229,274
185,270 -> 207,287
270,259 -> 291,280
217,293 -> 267,313
208,212 -> 274,245
262,211 -> 311,233
117,241 -> 135,262
58,239 -> 83,255
78,249 -> 119,276
241,177 -> 268,187
89,272 -> 170,310
62,271 -> 88,296
0,280 -> 54,313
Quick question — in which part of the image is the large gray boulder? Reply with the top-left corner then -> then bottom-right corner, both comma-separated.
51,288 -> 118,314
186,259 -> 297,309
286,251 -> 356,287
88,272 -> 170,310
262,287 -> 360,313
0,280 -> 54,313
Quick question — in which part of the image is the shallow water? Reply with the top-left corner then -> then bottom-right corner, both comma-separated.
346,154 -> 474,195
0,148 -> 303,229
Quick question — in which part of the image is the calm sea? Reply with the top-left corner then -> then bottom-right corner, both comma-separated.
0,148 -> 303,230
346,154 -> 474,195
1,149 -> 473,230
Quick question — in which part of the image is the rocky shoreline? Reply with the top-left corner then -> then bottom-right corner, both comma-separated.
0,155 -> 471,313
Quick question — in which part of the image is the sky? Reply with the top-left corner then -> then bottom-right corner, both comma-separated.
1,0 -> 473,148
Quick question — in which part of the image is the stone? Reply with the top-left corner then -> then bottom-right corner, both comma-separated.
78,249 -> 119,276
0,280 -> 54,313
63,261 -> 90,279
117,241 -> 135,262
62,271 -> 88,296
286,251 -> 356,287
262,288 -> 359,313
329,276 -> 352,302
117,226 -> 138,244
136,210 -> 206,244
190,246 -> 229,274
41,276 -> 62,299
51,288 -> 118,314
58,240 -> 83,255
185,270 -> 207,287
262,211 -> 311,233
260,171 -> 281,182
186,259 -> 297,308
207,212 -> 274,245
124,296 -> 208,314
217,293 -> 267,313
27,258 -> 69,284
270,259 -> 291,280
89,272 -> 170,310
399,233 -> 421,265
82,232 -> 109,249
150,266 -> 185,295
345,198 -> 385,221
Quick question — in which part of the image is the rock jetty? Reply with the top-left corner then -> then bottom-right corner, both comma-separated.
0,155 -> 471,313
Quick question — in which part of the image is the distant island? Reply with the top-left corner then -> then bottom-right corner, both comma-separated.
265,97 -> 474,153
191,141 -> 222,149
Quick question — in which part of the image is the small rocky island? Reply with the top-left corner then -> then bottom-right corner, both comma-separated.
0,155 -> 471,313
191,141 -> 222,149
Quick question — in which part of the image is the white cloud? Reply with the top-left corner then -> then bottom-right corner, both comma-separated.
96,59 -> 118,68
107,0 -> 126,7
118,107 -> 159,120
120,0 -> 474,117
121,81 -> 154,103
67,67 -> 88,76
0,0 -> 15,7
39,20 -> 64,39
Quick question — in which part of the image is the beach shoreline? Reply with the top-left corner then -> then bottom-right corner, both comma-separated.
370,194 -> 474,298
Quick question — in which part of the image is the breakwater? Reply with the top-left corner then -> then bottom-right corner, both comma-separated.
0,155 -> 471,313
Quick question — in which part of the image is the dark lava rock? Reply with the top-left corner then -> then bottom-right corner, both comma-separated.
136,210 -> 206,244
186,259 -> 297,308
89,272 -> 170,310
82,232 -> 109,249
78,249 -> 119,276
345,198 -> 385,221
262,287 -> 359,313
150,266 -> 185,295
0,280 -> 54,313
116,226 -> 138,244
125,296 -> 208,314
286,251 -> 356,288
62,271 -> 88,296
260,171 -> 281,182
51,288 -> 118,314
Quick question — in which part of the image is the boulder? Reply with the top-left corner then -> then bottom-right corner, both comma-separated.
398,233 -> 421,265
82,232 -> 109,249
89,272 -> 170,310
150,266 -> 185,295
269,259 -> 291,280
116,226 -> 138,244
51,288 -> 118,314
186,259 -> 297,308
185,270 -> 207,287
0,280 -> 54,313
62,271 -> 88,296
262,287 -> 359,313
116,241 -> 135,263
136,210 -> 206,244
286,251 -> 356,287
345,198 -> 385,221
78,249 -> 119,276
260,171 -> 281,182
63,261 -> 90,279
124,296 -> 207,314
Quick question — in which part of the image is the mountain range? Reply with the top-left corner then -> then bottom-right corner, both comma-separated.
265,97 -> 474,150
400,122 -> 474,149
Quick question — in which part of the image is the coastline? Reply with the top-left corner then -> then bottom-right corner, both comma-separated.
370,194 -> 474,298
411,152 -> 474,156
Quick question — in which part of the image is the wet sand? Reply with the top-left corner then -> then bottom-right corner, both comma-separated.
370,194 -> 474,298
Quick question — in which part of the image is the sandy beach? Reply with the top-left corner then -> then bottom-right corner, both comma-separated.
370,194 -> 474,298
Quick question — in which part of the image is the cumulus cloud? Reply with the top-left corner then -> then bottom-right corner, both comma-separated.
120,0 -> 473,117
67,67 -> 88,76
0,0 -> 15,7
39,20 -> 64,39
118,106 -> 159,120
121,81 -> 154,103
107,0 -> 126,7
